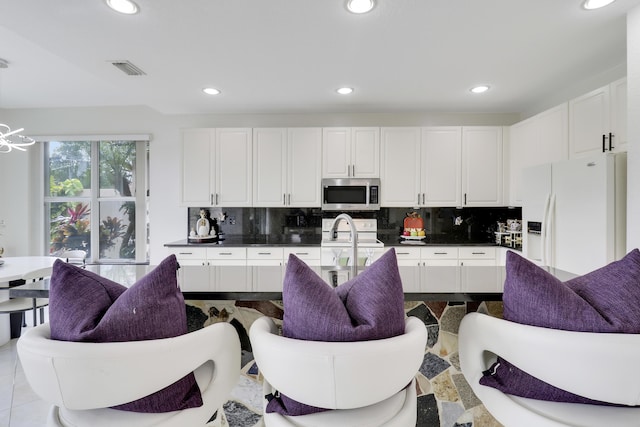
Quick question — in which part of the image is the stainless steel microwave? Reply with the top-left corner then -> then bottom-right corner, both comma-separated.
322,178 -> 380,211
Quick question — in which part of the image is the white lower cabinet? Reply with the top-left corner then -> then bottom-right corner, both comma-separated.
168,247 -> 249,292
421,247 -> 459,292
389,246 -> 501,293
458,247 -> 500,292
392,248 -> 422,292
169,246 -> 323,293
247,247 -> 283,292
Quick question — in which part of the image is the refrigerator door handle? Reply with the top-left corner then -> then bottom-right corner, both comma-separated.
546,194 -> 557,268
541,194 -> 551,266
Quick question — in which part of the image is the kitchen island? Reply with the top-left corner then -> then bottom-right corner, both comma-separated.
10,262 -> 574,302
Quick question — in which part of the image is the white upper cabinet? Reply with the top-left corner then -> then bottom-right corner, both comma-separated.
322,127 -> 380,178
508,103 -> 568,206
181,129 -> 214,206
253,128 -> 321,207
380,127 -> 422,207
609,77 -> 628,153
288,128 -> 322,206
569,77 -> 627,158
180,128 -> 252,207
215,128 -> 253,207
253,128 -> 287,207
421,127 -> 462,207
382,126 -> 503,207
462,127 -> 503,207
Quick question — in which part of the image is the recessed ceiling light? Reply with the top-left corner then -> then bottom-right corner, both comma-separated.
336,87 -> 354,95
470,85 -> 490,94
583,0 -> 616,10
346,0 -> 375,14
105,0 -> 139,14
203,88 -> 221,95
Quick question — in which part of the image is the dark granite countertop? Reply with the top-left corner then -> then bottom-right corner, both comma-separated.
165,234 -> 322,247
166,235 -> 520,251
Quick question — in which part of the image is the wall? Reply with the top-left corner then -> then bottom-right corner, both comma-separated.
0,107 -> 519,263
628,6 -> 640,252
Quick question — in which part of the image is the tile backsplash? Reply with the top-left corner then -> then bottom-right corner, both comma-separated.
187,206 -> 521,244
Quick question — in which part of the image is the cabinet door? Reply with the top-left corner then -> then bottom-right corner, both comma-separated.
509,104 -> 568,206
569,85 -> 610,158
459,260 -> 500,293
423,260 -> 459,292
322,128 -> 351,178
175,260 -> 213,292
181,129 -> 214,206
253,128 -> 287,207
508,118 -> 534,206
462,127 -> 503,206
215,128 -> 252,207
288,128 -> 322,207
609,77 -> 627,153
421,127 -> 462,206
536,103 -> 569,164
213,264 -> 250,292
351,127 -> 380,177
380,127 -> 421,207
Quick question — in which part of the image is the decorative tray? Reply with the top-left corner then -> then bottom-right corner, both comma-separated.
188,235 -> 218,243
400,235 -> 426,240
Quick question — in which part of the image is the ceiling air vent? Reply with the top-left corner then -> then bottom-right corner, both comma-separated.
109,60 -> 146,76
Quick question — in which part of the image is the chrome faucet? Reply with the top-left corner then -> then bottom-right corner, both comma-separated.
329,213 -> 358,276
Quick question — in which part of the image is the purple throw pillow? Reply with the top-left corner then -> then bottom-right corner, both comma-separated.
480,249 -> 640,404
49,255 -> 203,413
266,248 -> 405,416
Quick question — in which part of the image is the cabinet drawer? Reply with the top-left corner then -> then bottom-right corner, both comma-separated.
247,247 -> 284,260
169,247 -> 207,260
458,247 -> 496,259
284,247 -> 321,261
391,247 -> 421,260
207,247 -> 247,260
421,247 -> 459,260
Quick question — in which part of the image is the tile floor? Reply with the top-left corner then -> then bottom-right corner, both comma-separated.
1,300 -> 504,427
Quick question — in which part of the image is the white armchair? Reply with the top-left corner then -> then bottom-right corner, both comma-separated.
17,321 -> 241,427
249,316 -> 427,427
459,312 -> 640,427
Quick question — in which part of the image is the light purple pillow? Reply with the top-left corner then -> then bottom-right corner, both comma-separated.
49,255 -> 203,413
266,248 -> 406,416
480,249 -> 640,404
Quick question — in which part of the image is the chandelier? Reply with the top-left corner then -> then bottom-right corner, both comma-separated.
0,124 -> 36,153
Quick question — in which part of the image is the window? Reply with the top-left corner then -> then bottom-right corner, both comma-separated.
44,137 -> 149,263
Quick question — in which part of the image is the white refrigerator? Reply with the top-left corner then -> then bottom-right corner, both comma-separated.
522,152 -> 627,275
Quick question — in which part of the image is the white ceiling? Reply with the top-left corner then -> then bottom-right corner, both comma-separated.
0,0 -> 638,116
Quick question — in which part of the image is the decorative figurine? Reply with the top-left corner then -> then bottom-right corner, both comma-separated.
197,209 -> 211,237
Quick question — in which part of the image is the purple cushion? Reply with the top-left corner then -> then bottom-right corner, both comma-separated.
49,255 -> 203,413
266,248 -> 405,416
480,249 -> 640,404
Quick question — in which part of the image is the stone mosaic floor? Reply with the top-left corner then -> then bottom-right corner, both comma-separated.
186,299 -> 505,427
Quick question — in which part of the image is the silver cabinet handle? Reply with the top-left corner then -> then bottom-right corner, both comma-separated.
178,252 -> 193,255
258,252 -> 272,255
295,252 -> 309,255
216,193 -> 219,205
219,252 -> 233,255
288,193 -> 291,205
434,252 -> 448,255
210,194 -> 214,205
283,193 -> 286,205
472,252 -> 486,255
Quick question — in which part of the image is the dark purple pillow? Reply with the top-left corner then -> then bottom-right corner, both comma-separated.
266,248 -> 405,416
480,249 -> 640,404
49,255 -> 203,413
